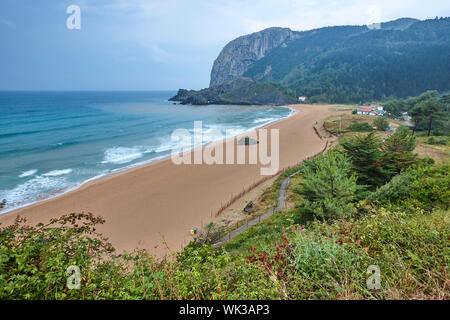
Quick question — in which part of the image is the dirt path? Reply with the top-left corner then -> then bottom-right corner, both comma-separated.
213,140 -> 329,247
213,172 -> 295,247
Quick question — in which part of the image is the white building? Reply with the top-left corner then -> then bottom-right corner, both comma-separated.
356,104 -> 385,116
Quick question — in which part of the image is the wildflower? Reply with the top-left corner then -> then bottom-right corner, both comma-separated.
291,226 -> 296,231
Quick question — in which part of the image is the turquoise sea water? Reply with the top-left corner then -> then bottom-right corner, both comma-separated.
0,91 -> 292,213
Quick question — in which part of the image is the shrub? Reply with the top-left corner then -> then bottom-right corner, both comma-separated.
432,126 -> 450,137
305,208 -> 447,299
262,206 -> 449,299
347,122 -> 374,132
351,209 -> 449,298
427,136 -> 448,145
369,163 -> 450,210
0,213 -> 283,300
286,229 -> 369,299
0,213 -> 130,299
368,171 -> 416,206
409,165 -> 450,210
374,117 -> 389,131
427,137 -> 437,144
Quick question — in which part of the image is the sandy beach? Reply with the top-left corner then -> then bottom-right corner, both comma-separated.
0,104 -> 345,257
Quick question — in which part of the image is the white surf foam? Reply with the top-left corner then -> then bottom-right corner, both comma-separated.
18,169 -> 38,178
42,169 -> 73,177
253,117 -> 278,124
0,169 -> 109,215
153,139 -> 179,153
101,147 -> 145,164
0,175 -> 69,209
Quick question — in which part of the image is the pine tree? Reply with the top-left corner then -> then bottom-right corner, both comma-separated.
382,126 -> 417,174
411,98 -> 444,136
297,151 -> 358,220
341,132 -> 394,189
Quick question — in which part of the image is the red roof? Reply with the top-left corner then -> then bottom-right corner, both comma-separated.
358,106 -> 376,112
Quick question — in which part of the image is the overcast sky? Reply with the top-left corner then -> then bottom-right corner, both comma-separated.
0,0 -> 449,91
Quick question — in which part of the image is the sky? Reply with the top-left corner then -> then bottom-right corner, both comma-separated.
0,0 -> 449,91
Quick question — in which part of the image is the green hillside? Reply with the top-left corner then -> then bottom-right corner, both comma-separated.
243,18 -> 450,103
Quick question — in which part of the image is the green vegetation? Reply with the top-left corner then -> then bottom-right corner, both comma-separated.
427,136 -> 449,146
341,132 -> 394,188
374,117 -> 390,131
411,97 -> 445,136
0,213 -> 127,299
243,18 -> 450,103
170,78 -> 296,106
382,127 -> 418,174
369,163 -> 449,211
296,151 -> 358,220
379,90 -> 450,137
323,114 -> 379,135
347,122 -> 374,132
377,90 -> 440,118
1,121 -> 448,300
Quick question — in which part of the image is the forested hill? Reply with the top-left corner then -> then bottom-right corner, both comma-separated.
211,17 -> 450,104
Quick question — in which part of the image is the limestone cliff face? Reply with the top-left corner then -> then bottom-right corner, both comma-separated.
209,27 -> 294,87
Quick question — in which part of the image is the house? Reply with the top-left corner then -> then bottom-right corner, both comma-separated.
298,96 -> 308,102
356,104 -> 385,116
356,106 -> 378,116
369,104 -> 385,115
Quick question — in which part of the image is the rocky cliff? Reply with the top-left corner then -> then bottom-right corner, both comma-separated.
169,77 -> 296,106
209,27 -> 294,87
172,17 -> 450,106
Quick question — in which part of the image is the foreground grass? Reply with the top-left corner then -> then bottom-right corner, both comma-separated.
1,200 -> 448,300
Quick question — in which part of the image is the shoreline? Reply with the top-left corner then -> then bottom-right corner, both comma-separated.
0,105 -> 297,216
0,104 -> 346,258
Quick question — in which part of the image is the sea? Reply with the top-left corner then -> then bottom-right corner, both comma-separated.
0,91 -> 293,213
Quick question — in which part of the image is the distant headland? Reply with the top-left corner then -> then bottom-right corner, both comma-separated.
170,17 -> 450,106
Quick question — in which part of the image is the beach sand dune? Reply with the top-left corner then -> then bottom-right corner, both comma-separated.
0,105 -> 345,257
